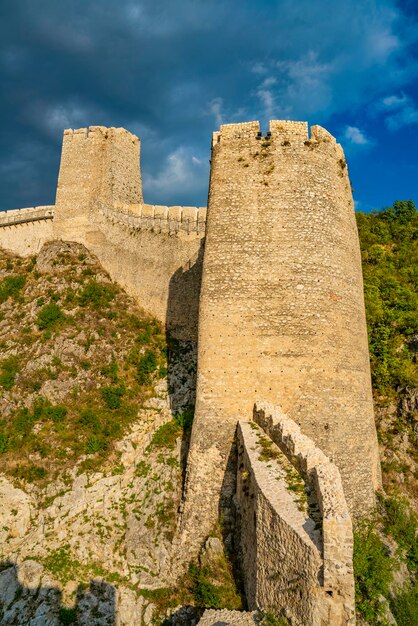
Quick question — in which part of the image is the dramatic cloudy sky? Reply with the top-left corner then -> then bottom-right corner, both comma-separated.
1,0 -> 418,211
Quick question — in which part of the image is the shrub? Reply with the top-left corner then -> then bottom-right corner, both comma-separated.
100,385 -> 125,410
353,519 -> 394,624
11,464 -> 47,482
188,563 -> 221,608
137,349 -> 158,384
0,356 -> 19,390
382,495 -> 418,571
0,275 -> 26,303
36,302 -> 65,330
77,409 -> 101,433
0,432 -> 8,453
13,407 -> 36,436
58,607 -> 77,625
148,420 -> 182,450
260,613 -> 290,626
100,358 -> 119,383
174,407 -> 194,433
78,281 -> 117,309
391,582 -> 418,626
45,405 -> 68,423
85,435 -> 106,455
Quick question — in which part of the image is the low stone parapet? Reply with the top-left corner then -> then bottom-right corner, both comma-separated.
0,206 -> 54,228
99,203 -> 206,237
248,402 -> 355,625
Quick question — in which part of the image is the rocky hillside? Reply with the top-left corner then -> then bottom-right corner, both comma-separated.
0,241 -> 240,625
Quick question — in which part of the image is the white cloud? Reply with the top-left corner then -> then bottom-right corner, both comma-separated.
250,62 -> 268,76
344,126 -> 370,145
378,92 -> 418,130
245,2 -> 418,123
381,93 -> 409,108
142,146 -> 207,201
209,98 -> 224,128
251,51 -> 334,122
45,104 -> 89,133
255,77 -> 277,120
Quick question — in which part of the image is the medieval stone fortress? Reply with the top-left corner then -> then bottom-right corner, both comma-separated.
0,120 -> 382,625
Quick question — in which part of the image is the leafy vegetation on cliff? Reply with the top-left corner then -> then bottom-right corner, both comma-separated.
355,201 -> 418,626
356,200 -> 418,395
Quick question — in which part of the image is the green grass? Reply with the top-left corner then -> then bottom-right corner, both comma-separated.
148,420 -> 183,450
36,302 -> 65,330
381,494 -> 418,572
0,274 -> 26,303
78,280 -> 117,309
147,409 -> 194,452
0,356 -> 20,390
100,384 -> 125,409
258,436 -> 280,462
136,349 -> 158,384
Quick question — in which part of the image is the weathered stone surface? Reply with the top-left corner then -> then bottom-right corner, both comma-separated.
237,404 -> 356,625
180,119 -> 381,563
0,476 -> 32,545
198,609 -> 259,625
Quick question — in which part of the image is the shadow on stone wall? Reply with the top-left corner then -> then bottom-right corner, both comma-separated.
165,240 -> 204,484
166,240 -> 204,346
0,560 -> 116,625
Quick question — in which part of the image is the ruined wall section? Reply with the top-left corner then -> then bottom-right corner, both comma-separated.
0,206 -> 54,256
179,120 -> 380,559
237,412 -> 355,625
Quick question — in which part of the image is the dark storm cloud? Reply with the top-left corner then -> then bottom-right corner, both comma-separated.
0,0 -> 418,209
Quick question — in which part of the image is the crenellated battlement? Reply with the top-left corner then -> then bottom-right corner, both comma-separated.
99,203 -> 206,236
269,119 -> 308,139
63,125 -> 140,143
211,120 -> 347,167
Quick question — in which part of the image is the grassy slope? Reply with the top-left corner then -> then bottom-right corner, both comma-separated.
0,241 -> 167,484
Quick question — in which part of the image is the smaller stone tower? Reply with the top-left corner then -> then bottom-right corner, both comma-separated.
54,126 -> 142,242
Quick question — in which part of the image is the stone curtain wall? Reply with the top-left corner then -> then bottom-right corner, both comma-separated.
252,402 -> 355,624
0,206 -> 54,256
238,422 -> 324,625
179,119 -> 381,560
81,210 -> 204,340
50,126 -> 205,339
100,204 -> 206,236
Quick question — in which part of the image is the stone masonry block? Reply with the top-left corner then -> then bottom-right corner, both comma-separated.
168,206 -> 182,221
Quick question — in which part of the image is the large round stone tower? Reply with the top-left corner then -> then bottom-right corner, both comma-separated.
178,120 -> 381,559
